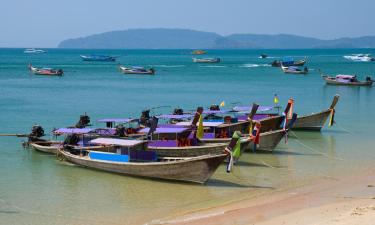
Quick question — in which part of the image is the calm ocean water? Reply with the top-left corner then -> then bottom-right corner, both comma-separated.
0,48 -> 374,224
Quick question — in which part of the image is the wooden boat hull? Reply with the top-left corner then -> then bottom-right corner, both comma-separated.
292,110 -> 331,131
59,150 -> 227,184
322,76 -> 373,86
147,143 -> 227,157
256,115 -> 284,133
30,66 -> 63,76
200,129 -> 286,152
30,141 -> 62,154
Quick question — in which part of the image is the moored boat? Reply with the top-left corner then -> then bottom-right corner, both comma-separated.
192,58 -> 221,63
321,74 -> 373,86
271,58 -> 306,67
281,65 -> 308,74
24,48 -> 46,54
29,128 -> 115,154
191,50 -> 207,55
292,95 -> 340,131
235,95 -> 339,132
80,55 -> 116,62
343,54 -> 375,62
28,64 -> 63,76
58,138 -> 228,184
118,65 -> 155,75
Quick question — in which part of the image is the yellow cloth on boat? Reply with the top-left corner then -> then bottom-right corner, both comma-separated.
232,131 -> 242,159
196,114 -> 204,139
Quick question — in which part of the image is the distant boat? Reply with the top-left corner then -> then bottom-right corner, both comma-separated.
271,58 -> 306,67
259,54 -> 268,59
24,48 -> 46,54
80,55 -> 116,62
191,50 -> 207,55
118,65 -> 155,75
343,54 -> 375,62
192,58 -> 221,63
28,64 -> 63,76
281,65 -> 308,74
321,74 -> 373,86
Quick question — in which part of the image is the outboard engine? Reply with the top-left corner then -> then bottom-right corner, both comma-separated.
209,104 -> 220,111
115,124 -> 126,137
139,110 -> 150,127
63,134 -> 80,146
75,114 -> 91,128
366,76 -> 372,82
28,125 -> 45,142
173,108 -> 184,115
147,116 -> 159,139
30,125 -> 44,138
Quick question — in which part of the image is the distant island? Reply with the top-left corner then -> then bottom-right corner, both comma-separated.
58,28 -> 375,49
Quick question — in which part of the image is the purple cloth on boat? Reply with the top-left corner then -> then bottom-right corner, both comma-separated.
54,128 -> 95,134
129,150 -> 157,161
139,127 -> 188,134
203,110 -> 229,114
148,140 -> 178,147
253,114 -> 270,120
233,106 -> 274,112
97,118 -> 137,123
94,128 -> 116,135
203,133 -> 215,139
156,114 -> 194,119
157,124 -> 186,128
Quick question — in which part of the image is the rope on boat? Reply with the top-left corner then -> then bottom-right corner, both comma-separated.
290,131 -> 344,161
334,123 -> 355,135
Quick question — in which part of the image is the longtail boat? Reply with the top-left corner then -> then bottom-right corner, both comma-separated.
171,104 -> 292,152
80,55 -> 116,62
28,64 -> 63,76
192,58 -> 220,63
235,95 -> 340,132
192,50 -> 207,55
281,65 -> 308,74
271,58 -> 306,67
292,95 -> 339,131
58,138 -> 229,184
321,74 -> 373,86
94,116 -> 228,157
29,128 -> 115,154
118,65 -> 155,75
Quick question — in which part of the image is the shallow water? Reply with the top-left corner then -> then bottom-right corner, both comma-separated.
0,48 -> 374,224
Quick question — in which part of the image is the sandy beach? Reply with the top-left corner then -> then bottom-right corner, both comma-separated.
149,169 -> 375,225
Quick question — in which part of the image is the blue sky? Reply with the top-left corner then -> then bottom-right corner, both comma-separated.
0,0 -> 373,47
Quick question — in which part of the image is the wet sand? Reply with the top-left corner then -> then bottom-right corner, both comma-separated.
148,169 -> 375,225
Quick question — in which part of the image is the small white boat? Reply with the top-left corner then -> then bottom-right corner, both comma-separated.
343,54 -> 375,62
118,65 -> 155,75
192,58 -> 221,63
24,48 -> 46,54
281,65 -> 308,74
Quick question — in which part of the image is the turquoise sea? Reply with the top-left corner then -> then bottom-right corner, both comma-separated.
0,48 -> 374,224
